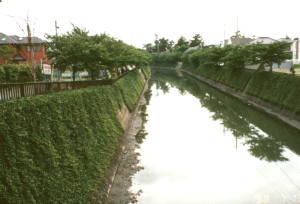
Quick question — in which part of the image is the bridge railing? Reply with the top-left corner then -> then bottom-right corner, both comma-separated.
0,69 -> 134,101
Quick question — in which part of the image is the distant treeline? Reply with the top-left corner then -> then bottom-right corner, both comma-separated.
145,35 -> 294,73
144,34 -> 204,67
182,42 -> 292,72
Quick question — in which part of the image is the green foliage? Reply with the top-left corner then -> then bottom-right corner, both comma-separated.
174,37 -> 190,53
153,38 -> 174,52
0,64 -> 42,83
182,42 -> 292,71
141,66 -> 151,79
183,59 -> 300,116
144,34 -> 205,67
144,34 -> 204,54
0,69 -> 146,203
247,42 -> 292,71
115,70 -> 145,111
0,45 -> 15,61
0,66 -> 5,83
190,34 -> 204,48
151,52 -> 181,67
181,40 -> 299,114
47,26 -> 150,81
245,72 -> 300,114
221,45 -> 250,69
191,45 -> 227,69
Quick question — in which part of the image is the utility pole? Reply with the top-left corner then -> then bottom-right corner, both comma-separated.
53,20 -> 60,81
27,19 -> 36,81
55,20 -> 59,36
236,16 -> 239,32
224,24 -> 226,46
155,33 -> 159,53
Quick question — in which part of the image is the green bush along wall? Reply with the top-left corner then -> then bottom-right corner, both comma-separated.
183,65 -> 300,116
0,64 -> 43,83
0,68 -> 146,203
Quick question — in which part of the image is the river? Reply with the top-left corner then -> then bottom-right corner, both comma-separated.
126,69 -> 300,204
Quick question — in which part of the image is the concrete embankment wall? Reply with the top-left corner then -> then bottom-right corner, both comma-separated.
0,67 -> 150,204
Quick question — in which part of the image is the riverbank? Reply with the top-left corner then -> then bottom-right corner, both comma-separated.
105,81 -> 149,204
0,68 -> 150,203
155,67 -> 300,131
93,76 -> 150,204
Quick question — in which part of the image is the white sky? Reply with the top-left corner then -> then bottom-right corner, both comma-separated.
0,0 -> 300,48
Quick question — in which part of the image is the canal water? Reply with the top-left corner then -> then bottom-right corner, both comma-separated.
130,69 -> 300,204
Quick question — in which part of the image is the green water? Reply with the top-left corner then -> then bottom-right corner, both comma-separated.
131,69 -> 300,204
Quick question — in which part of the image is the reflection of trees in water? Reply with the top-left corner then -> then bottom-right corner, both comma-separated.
246,135 -> 287,162
153,80 -> 170,94
151,69 -> 300,162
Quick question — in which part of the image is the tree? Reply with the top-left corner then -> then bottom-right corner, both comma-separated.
221,45 -> 250,69
47,27 -> 92,81
174,37 -> 189,53
248,42 -> 292,72
190,34 -> 204,48
154,38 -> 174,52
143,43 -> 156,53
47,26 -> 150,81
0,45 -> 15,62
191,45 -> 227,69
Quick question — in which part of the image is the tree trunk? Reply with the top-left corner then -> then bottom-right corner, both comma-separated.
269,63 -> 273,72
290,66 -> 295,75
257,63 -> 265,71
72,70 -> 76,82
91,71 -> 97,80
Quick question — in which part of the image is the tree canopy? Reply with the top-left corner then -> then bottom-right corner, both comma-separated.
47,26 -> 150,81
182,42 -> 292,71
144,34 -> 205,54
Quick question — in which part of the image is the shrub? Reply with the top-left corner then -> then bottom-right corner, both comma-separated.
0,64 -> 43,83
0,66 -> 5,83
151,52 -> 181,67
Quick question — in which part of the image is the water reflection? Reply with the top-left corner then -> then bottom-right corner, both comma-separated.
130,69 -> 300,204
151,69 -> 300,162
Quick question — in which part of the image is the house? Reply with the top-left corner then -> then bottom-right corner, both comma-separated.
0,32 -> 48,65
224,31 -> 254,46
249,37 -> 277,44
250,36 -> 300,64
224,32 -> 300,65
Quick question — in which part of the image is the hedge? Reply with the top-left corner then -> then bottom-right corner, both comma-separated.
182,64 -> 300,117
0,64 -> 43,83
0,68 -> 146,203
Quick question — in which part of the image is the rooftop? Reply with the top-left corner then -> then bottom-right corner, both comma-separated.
0,33 -> 45,45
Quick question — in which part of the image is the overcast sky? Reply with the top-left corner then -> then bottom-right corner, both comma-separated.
0,0 -> 300,48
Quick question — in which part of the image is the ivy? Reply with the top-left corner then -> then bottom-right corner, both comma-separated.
0,68 -> 147,203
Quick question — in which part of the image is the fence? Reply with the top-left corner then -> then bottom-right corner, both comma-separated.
0,69 -> 134,101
